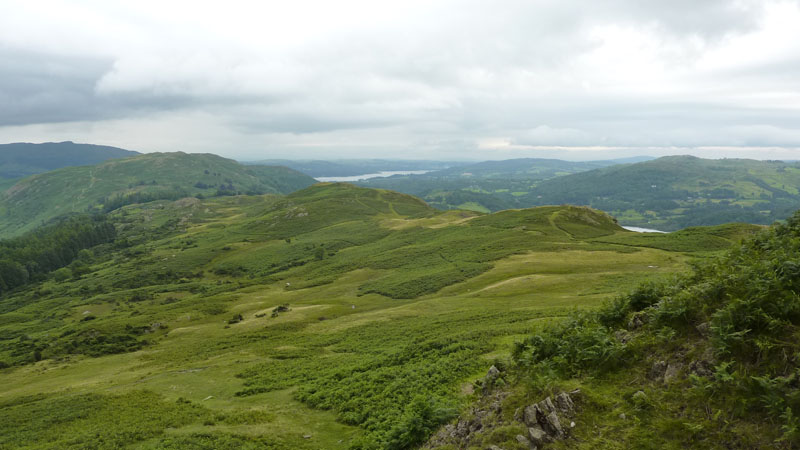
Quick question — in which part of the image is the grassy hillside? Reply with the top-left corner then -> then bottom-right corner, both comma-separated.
361,156 -> 800,229
0,152 -> 316,238
0,141 -> 139,180
470,209 -> 800,449
0,184 -> 755,449
358,158 -> 627,213
529,155 -> 800,230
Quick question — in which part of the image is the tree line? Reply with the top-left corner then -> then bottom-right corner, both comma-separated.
0,214 -> 116,295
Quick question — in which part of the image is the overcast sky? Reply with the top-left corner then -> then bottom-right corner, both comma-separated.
1,0 -> 800,161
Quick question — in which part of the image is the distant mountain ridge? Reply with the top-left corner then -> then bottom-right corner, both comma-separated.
0,152 -> 316,238
355,155 -> 800,229
413,157 -> 629,178
356,157 -> 652,213
252,156 -> 655,179
529,155 -> 800,230
246,159 -> 465,177
0,141 -> 140,180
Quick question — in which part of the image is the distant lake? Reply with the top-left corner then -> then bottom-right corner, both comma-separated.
316,170 -> 433,182
622,226 -> 668,233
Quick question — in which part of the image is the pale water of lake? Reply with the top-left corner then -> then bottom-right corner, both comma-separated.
622,226 -> 668,233
316,170 -> 432,182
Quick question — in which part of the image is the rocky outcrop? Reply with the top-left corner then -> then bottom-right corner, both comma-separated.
425,365 -> 579,449
424,391 -> 506,448
521,391 -> 576,448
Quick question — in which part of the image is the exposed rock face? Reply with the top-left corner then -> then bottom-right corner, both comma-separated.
424,391 -> 506,448
527,425 -> 548,447
424,366 -> 511,448
522,392 -> 576,447
425,385 -> 578,449
553,392 -> 574,412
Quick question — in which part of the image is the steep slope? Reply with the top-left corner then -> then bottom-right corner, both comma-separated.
0,141 -> 139,180
0,152 -> 316,238
529,155 -> 800,230
0,184 -> 754,449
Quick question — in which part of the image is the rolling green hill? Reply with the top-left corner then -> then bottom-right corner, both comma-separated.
0,141 -> 139,181
528,155 -> 800,230
0,152 -> 316,238
0,183 -> 758,449
358,158 -> 633,213
362,155 -> 800,229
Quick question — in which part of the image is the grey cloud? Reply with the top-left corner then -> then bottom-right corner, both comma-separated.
0,48 -> 113,125
504,96 -> 800,148
231,112 -> 395,134
0,0 -> 799,158
598,0 -> 766,37
0,48 -> 276,127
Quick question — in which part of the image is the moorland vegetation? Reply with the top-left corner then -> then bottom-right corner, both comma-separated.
0,181 -> 763,449
499,209 -> 800,448
0,149 -> 795,449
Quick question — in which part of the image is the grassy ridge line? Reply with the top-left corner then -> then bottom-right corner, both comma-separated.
0,152 -> 316,238
0,141 -> 139,180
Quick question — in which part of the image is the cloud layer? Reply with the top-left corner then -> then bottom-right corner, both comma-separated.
1,0 -> 799,160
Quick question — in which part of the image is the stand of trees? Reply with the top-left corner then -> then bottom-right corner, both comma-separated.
98,188 -> 190,213
0,214 -> 116,295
